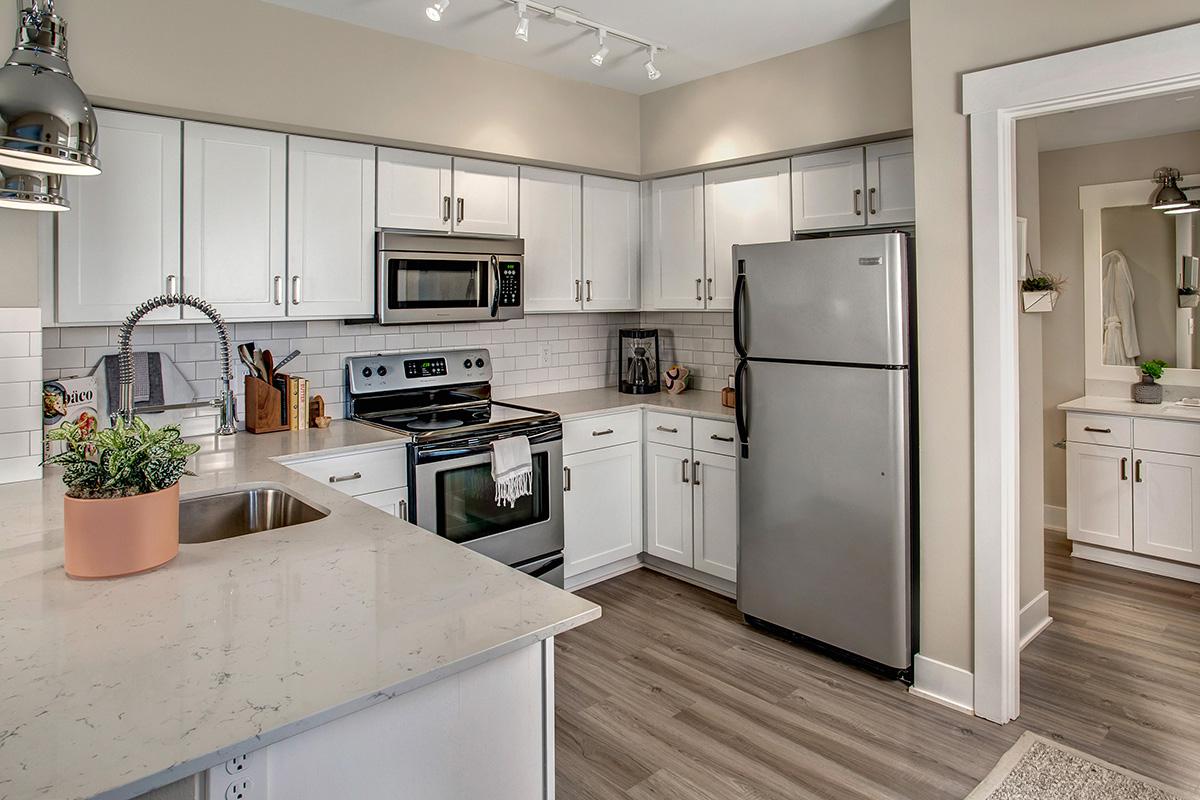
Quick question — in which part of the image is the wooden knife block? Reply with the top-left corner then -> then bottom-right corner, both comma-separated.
244,375 -> 289,434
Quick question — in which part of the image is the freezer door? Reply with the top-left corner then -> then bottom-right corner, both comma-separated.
736,359 -> 911,669
733,234 -> 908,365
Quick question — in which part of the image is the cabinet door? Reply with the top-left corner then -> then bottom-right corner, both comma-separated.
57,109 -> 181,323
1066,442 -> 1133,550
519,167 -> 582,313
704,160 -> 790,310
692,453 -> 737,582
865,139 -> 915,227
644,441 -> 694,567
583,175 -> 640,311
790,146 -> 865,232
453,158 -> 518,236
646,173 -> 705,310
182,122 -> 287,320
1132,450 -> 1200,565
377,148 -> 452,232
358,487 -> 409,521
287,136 -> 376,318
563,442 -> 642,578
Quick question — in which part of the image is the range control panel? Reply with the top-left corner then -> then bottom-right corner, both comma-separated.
498,261 -> 521,308
346,349 -> 492,395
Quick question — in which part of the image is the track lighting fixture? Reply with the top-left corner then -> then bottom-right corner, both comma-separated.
590,29 -> 609,67
514,2 -> 529,41
1152,167 -> 1199,214
426,0 -> 449,22
644,47 -> 661,81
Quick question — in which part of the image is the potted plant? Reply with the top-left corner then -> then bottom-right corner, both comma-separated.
1133,359 -> 1168,405
1020,270 -> 1065,313
45,417 -> 199,579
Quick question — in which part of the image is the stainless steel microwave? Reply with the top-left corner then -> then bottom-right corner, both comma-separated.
377,233 -> 524,325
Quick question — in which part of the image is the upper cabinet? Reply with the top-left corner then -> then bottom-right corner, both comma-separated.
582,176 -> 640,311
519,166 -> 583,313
644,173 -> 706,310
791,139 -> 914,232
287,136 -> 376,319
377,148 -> 452,233
703,160 -> 791,311
183,122 -> 287,321
453,158 -> 519,237
57,109 -> 182,324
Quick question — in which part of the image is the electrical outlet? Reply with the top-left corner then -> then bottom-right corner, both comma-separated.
207,750 -> 268,800
224,754 -> 248,775
225,779 -> 251,800
538,342 -> 552,368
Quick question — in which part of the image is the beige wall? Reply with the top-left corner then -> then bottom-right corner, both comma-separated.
909,0 -> 1200,672
1039,130 -> 1200,509
638,22 -> 912,175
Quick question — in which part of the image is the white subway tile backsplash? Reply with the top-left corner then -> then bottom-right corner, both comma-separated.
0,309 -> 41,484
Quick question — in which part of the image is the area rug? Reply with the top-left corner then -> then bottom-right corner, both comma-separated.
966,732 -> 1189,800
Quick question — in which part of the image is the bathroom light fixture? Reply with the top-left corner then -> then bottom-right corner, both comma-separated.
513,1 -> 529,41
590,30 -> 609,67
644,47 -> 662,81
1164,202 -> 1200,216
426,0 -> 449,22
0,0 -> 101,179
1152,167 -> 1191,211
0,168 -> 67,212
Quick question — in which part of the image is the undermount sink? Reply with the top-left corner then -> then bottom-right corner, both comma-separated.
179,484 -> 328,544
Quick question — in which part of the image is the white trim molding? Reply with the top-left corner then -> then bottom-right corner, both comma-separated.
963,20 -> 1200,725
1073,542 -> 1200,584
911,654 -> 974,715
1018,591 -> 1052,650
1044,504 -> 1067,532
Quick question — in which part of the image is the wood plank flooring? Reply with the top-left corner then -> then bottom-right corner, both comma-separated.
555,532 -> 1200,799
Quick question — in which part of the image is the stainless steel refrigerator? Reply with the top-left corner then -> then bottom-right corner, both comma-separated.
733,232 -> 916,679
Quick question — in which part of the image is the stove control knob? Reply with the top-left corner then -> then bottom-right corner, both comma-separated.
361,367 -> 373,378
377,365 -> 388,377
475,358 -> 485,369
463,358 -> 473,369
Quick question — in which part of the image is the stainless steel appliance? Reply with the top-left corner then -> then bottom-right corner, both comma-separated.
346,348 -> 564,586
377,234 -> 524,325
618,328 -> 659,394
733,232 -> 917,680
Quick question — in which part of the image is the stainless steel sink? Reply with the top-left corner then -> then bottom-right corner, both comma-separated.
179,485 -> 328,544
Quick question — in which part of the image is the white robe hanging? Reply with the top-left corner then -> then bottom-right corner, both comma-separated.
1101,249 -> 1140,366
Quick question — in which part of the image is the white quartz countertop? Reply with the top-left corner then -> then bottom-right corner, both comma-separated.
0,421 -> 599,800
1059,395 -> 1200,422
514,387 -> 734,421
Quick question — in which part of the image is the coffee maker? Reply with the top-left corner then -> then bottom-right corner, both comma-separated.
619,328 -> 659,394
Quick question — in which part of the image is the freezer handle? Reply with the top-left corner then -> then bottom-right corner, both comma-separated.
733,266 -> 748,358
734,358 -> 749,455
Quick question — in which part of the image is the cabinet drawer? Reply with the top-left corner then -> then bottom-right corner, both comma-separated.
283,445 -> 407,496
1066,413 -> 1131,448
646,412 -> 693,447
1135,418 -> 1200,457
563,411 -> 640,454
693,417 -> 737,457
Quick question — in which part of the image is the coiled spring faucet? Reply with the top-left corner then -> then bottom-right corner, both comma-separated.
113,294 -> 237,436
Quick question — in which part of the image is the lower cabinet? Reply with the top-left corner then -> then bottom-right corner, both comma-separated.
563,441 -> 643,577
692,453 -> 738,582
358,487 -> 409,521
1132,449 -> 1200,564
1066,441 -> 1133,550
644,442 -> 695,566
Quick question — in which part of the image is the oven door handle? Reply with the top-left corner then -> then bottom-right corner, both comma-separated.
489,256 -> 500,318
521,554 -> 564,580
414,430 -> 563,463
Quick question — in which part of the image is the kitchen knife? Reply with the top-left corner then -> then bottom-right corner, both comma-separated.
273,349 -> 301,372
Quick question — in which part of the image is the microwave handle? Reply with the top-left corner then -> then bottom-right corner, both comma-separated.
489,255 -> 500,317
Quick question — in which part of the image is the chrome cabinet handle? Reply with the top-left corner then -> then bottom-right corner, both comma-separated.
291,275 -> 302,305
398,499 -> 408,520
166,275 -> 178,306
273,275 -> 283,305
456,197 -> 464,224
695,278 -> 702,302
1120,457 -> 1128,481
592,428 -> 614,437
1135,459 -> 1143,483
681,458 -> 690,483
329,471 -> 362,483
710,434 -> 734,442
692,460 -> 701,486
1083,426 -> 1111,433
442,195 -> 451,223
853,188 -> 862,216
868,186 -> 878,215
656,425 -> 678,434
585,279 -> 593,303
574,279 -> 581,303
706,277 -> 714,302
564,466 -> 571,491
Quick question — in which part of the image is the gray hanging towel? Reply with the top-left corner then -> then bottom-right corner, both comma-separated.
101,352 -> 165,409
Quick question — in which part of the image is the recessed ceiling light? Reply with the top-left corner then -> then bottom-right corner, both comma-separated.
426,0 -> 449,22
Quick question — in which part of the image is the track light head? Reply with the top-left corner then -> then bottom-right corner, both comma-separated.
514,1 -> 529,41
426,0 -> 449,22
644,46 -> 661,81
590,30 -> 609,67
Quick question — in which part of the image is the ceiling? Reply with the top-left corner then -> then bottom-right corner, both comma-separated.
262,0 -> 910,94
1036,90 -> 1200,151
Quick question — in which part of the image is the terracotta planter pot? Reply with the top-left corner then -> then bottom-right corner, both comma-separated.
63,483 -> 180,579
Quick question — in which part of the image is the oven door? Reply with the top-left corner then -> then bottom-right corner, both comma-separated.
378,251 -> 498,324
412,438 -> 564,567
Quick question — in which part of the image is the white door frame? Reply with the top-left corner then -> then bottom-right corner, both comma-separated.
963,21 -> 1200,724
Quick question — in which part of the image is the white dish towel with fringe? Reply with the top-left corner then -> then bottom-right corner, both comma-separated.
492,435 -> 533,507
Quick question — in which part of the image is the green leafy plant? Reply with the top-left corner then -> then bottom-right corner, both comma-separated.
1141,359 -> 1168,381
44,417 -> 200,500
1021,271 -> 1065,293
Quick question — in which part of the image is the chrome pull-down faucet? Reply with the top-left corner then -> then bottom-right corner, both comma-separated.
113,294 -> 237,435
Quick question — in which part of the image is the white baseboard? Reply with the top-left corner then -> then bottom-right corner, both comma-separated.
910,653 -> 974,715
1072,542 -> 1200,584
1043,504 -> 1066,532
641,554 -> 737,599
1019,590 -> 1052,650
564,556 -> 643,592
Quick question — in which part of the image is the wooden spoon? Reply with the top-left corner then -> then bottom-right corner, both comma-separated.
261,350 -> 275,383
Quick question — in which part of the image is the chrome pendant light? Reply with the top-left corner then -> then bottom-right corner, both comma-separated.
0,0 -> 100,182
0,167 -> 67,211
1151,167 -> 1197,214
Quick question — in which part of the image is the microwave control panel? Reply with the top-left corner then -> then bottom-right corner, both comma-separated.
498,262 -> 521,307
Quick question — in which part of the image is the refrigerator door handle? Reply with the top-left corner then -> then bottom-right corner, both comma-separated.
733,266 -> 748,358
734,358 -> 749,454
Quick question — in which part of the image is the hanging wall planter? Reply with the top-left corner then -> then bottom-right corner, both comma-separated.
1021,289 -> 1059,313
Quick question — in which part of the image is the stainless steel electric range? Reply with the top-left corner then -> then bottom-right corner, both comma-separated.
346,348 -> 565,586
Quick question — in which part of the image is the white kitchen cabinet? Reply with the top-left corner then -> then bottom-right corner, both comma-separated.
287,136 -> 376,318
582,175 -> 640,311
1132,450 -> 1200,565
645,173 -> 705,310
519,167 -> 582,313
358,487 -> 410,521
377,148 -> 452,233
453,157 -> 519,237
791,146 -> 867,232
704,160 -> 791,310
644,441 -> 695,566
57,109 -> 182,323
563,441 -> 642,578
692,452 -> 738,582
182,122 -> 287,320
864,138 -> 915,227
1066,441 -> 1133,551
